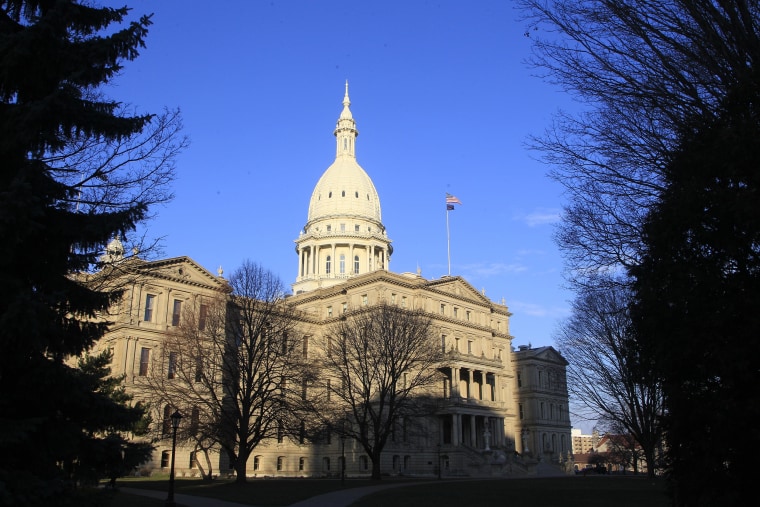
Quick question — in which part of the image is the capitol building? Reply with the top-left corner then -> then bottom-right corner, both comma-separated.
90,85 -> 571,478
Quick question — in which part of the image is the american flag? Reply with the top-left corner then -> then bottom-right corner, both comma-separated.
446,193 -> 462,207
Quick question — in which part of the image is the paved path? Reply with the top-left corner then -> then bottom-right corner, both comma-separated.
121,482 -> 416,507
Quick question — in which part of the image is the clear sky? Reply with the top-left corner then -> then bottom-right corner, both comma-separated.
102,0 -> 574,351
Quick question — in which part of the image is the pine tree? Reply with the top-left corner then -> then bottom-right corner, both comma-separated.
0,2 -> 169,504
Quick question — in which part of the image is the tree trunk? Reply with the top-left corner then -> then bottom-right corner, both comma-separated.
371,454 -> 382,480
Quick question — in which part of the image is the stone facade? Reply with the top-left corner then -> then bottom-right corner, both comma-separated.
87,84 -> 571,478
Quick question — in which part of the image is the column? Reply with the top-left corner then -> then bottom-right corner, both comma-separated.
470,415 -> 477,447
466,369 -> 473,398
451,368 -> 460,398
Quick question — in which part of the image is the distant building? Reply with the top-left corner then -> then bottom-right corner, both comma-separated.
86,85 -> 571,478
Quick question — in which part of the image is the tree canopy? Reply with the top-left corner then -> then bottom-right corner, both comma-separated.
0,1 -> 182,503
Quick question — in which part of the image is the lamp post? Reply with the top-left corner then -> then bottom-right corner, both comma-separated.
166,410 -> 183,507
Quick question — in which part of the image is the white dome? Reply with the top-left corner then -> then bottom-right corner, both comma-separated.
307,156 -> 381,226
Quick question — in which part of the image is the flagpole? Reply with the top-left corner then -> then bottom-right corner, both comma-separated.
446,206 -> 451,276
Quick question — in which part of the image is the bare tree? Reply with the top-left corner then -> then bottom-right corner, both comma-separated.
315,302 -> 444,480
555,280 -> 663,477
518,0 -> 758,288
138,260 -> 311,483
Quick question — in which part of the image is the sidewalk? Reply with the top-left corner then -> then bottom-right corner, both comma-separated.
122,481 -> 421,507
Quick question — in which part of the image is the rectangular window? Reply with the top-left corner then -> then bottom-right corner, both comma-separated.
467,340 -> 472,354
144,294 -> 155,322
354,224 -> 360,232
327,336 -> 333,357
302,336 -> 309,358
172,299 -> 182,326
340,223 -> 346,232
327,306 -> 333,317
168,352 -> 177,379
519,403 -> 524,419
441,334 -> 447,353
517,372 -> 522,387
391,293 -> 396,304
299,457 -> 305,471
301,379 -> 308,400
466,310 -> 471,321
401,296 -> 407,308
440,303 -> 445,315
198,303 -> 208,331
254,456 -> 260,471
454,307 -> 458,318
139,347 -> 150,376
277,456 -> 283,471
362,294 -> 368,306
189,451 -> 196,468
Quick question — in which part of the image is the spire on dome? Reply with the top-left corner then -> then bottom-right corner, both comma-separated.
335,80 -> 358,157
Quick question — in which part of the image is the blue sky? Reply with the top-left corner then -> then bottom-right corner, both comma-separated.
103,0 -> 574,351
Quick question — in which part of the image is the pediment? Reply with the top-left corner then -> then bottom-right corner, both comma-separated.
138,256 -> 228,291
534,346 -> 569,365
425,275 -> 494,307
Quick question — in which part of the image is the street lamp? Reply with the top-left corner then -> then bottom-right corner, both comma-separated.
166,410 -> 183,507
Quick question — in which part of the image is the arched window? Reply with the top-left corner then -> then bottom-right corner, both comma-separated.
161,450 -> 170,468
354,255 -> 360,274
253,455 -> 261,471
339,254 -> 345,274
326,256 -> 331,274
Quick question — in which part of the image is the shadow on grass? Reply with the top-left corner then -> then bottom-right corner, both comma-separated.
114,475 -> 668,507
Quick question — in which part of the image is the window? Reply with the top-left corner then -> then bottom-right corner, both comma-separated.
355,224 -> 360,232
253,455 -> 261,471
360,455 -> 368,471
189,451 -> 196,468
517,372 -> 522,387
354,255 -> 359,274
198,303 -> 208,330
467,341 -> 472,354
326,256 -> 331,274
401,296 -> 407,308
326,336 -> 333,357
355,191 -> 359,198
167,352 -> 177,379
139,347 -> 150,376
466,310 -> 471,321
519,403 -> 524,419
341,190 -> 345,197
440,303 -> 445,315
327,224 -> 332,231
454,307 -> 459,318
302,336 -> 309,358
441,335 -> 447,353
541,402 -> 545,418
301,379 -> 308,400
339,254 -> 345,274
282,333 -> 289,354
144,294 -> 155,321
277,456 -> 284,471
323,457 -> 330,471
342,302 -> 347,313
327,306 -> 333,317
162,405 -> 172,435
161,450 -> 170,468
195,358 -> 203,383
299,457 -> 306,471
404,455 -> 411,470
190,407 -> 200,434
391,293 -> 396,304
340,223 -> 345,232
362,294 -> 368,306
172,299 -> 182,326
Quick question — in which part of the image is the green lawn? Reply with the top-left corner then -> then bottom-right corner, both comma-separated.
111,475 -> 669,507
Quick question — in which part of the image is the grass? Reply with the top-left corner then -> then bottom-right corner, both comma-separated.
111,475 -> 669,507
